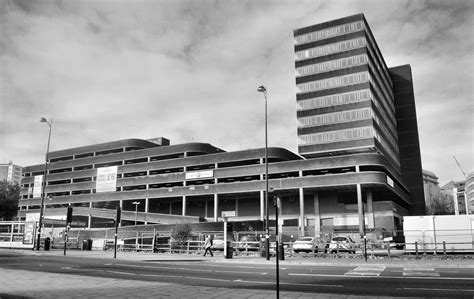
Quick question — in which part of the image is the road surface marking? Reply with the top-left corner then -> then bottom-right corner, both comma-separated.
288,273 -> 474,280
106,262 -> 266,275
401,287 -> 474,293
404,267 -> 434,271
234,279 -> 343,288
107,271 -> 136,276
214,270 -> 267,275
403,267 -> 439,277
139,273 -> 182,278
345,266 -> 385,277
185,276 -> 229,282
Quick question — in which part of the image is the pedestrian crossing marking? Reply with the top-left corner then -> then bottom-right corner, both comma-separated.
345,266 -> 385,277
403,268 -> 440,277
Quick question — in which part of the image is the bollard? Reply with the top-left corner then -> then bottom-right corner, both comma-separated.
415,242 -> 418,256
443,241 -> 446,255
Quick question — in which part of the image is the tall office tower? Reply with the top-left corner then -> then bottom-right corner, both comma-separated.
0,161 -> 23,185
294,14 -> 401,174
294,14 -> 425,215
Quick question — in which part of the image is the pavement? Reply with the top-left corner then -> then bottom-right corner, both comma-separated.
1,249 -> 473,298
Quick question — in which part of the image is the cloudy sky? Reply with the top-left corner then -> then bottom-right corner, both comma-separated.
1,0 -> 472,185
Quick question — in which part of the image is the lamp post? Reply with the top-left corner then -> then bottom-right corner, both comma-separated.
36,117 -> 52,251
257,85 -> 270,260
132,201 -> 140,226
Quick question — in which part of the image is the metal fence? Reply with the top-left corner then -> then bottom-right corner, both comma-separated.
2,221 -> 473,257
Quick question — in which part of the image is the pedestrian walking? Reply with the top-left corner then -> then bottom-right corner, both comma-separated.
203,235 -> 213,257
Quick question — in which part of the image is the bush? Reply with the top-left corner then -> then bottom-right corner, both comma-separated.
170,224 -> 193,250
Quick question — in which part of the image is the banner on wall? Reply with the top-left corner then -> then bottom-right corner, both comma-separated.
96,166 -> 118,193
185,170 -> 214,180
23,222 -> 35,245
33,175 -> 43,198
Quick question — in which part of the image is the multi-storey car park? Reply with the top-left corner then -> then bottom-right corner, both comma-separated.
16,14 -> 424,240
19,137 -> 414,235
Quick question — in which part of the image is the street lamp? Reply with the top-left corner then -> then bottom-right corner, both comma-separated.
132,201 -> 140,226
36,117 -> 53,250
257,85 -> 270,260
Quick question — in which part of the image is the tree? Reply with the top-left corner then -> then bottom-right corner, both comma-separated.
170,223 -> 193,251
0,180 -> 20,221
426,192 -> 455,215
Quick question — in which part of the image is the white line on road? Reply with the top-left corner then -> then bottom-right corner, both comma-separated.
214,270 -> 267,275
107,263 -> 266,275
139,273 -> 181,278
233,279 -> 343,288
288,273 -> 474,280
106,271 -> 136,276
185,276 -> 230,283
401,287 -> 474,293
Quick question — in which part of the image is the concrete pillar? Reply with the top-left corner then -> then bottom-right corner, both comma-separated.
357,183 -> 364,236
366,190 -> 375,229
313,192 -> 320,236
299,188 -> 304,237
145,198 -> 149,225
182,196 -> 186,216
214,194 -> 218,222
119,200 -> 122,228
235,197 -> 239,217
88,201 -> 92,229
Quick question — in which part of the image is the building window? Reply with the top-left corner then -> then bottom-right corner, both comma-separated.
295,37 -> 366,61
298,108 -> 373,128
296,54 -> 368,77
299,126 -> 374,145
297,89 -> 370,111
296,72 -> 369,93
294,21 -> 364,45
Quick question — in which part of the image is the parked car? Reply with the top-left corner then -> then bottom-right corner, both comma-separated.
328,235 -> 356,253
211,235 -> 235,251
292,237 -> 318,253
237,235 -> 260,251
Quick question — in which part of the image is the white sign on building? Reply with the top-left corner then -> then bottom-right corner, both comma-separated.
185,170 -> 214,180
33,175 -> 43,198
386,176 -> 394,188
96,166 -> 118,193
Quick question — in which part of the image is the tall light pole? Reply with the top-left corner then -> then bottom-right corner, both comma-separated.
36,117 -> 52,250
132,201 -> 140,226
257,85 -> 270,260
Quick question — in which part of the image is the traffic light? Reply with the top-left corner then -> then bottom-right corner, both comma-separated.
66,206 -> 73,223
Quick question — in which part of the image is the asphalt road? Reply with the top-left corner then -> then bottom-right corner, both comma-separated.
1,253 -> 474,298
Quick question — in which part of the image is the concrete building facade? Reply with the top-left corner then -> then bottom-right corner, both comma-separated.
466,172 -> 474,214
0,161 -> 23,185
422,169 -> 440,212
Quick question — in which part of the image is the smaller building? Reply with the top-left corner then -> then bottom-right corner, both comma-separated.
422,169 -> 440,212
441,180 -> 468,215
0,161 -> 23,185
465,172 -> 474,214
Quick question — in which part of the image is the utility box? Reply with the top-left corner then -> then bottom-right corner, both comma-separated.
44,237 -> 51,251
82,239 -> 92,251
